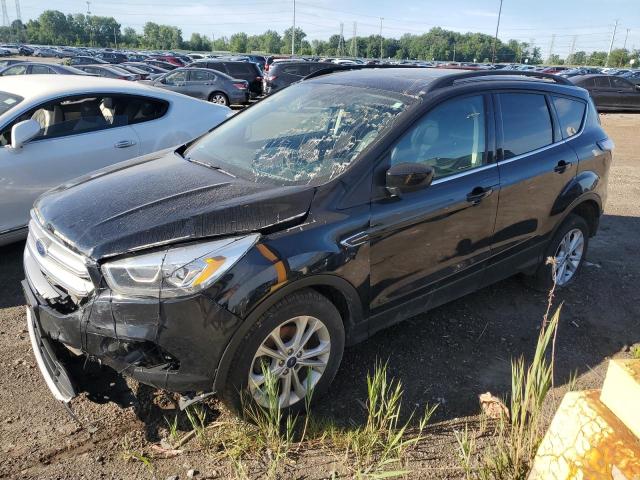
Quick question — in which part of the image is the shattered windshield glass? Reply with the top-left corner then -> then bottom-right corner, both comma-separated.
185,83 -> 414,186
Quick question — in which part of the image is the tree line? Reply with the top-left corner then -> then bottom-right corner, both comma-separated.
0,9 -> 638,66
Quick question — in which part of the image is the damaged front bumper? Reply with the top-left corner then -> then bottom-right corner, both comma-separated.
22,274 -> 242,403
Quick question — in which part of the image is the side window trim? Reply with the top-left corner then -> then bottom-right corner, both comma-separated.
544,94 -> 562,143
549,94 -> 587,140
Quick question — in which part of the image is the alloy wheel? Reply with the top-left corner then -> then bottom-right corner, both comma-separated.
211,94 -> 227,105
553,228 -> 584,286
248,315 -> 331,408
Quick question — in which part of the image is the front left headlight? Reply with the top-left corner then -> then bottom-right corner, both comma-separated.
102,234 -> 259,298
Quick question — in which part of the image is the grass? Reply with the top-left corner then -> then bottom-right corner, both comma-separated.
452,268 -> 563,480
121,434 -> 154,474
631,344 -> 640,359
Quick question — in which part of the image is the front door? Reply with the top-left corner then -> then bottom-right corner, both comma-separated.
0,95 -> 140,233
369,94 -> 499,324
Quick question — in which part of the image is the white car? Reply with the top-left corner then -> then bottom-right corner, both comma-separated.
0,75 -> 231,245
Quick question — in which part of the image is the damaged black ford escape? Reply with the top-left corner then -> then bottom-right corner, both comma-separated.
23,68 -> 612,413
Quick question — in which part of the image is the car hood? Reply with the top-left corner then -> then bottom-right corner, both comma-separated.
34,151 -> 315,260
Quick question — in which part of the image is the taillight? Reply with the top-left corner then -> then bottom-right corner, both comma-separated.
256,76 -> 263,81
233,83 -> 248,89
267,75 -> 277,81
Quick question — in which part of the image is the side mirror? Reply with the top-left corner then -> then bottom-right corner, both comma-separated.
11,119 -> 41,149
386,162 -> 434,196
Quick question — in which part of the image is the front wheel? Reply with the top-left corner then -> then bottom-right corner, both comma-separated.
219,289 -> 345,416
526,214 -> 589,291
208,92 -> 229,106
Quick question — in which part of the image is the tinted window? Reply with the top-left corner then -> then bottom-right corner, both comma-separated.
552,96 -> 586,138
164,71 -> 186,84
282,64 -> 309,76
190,70 -> 214,81
576,77 -> 595,88
391,95 -> 486,178
226,63 -> 254,76
594,76 -> 611,88
31,65 -> 53,74
205,63 -> 225,73
610,77 -> 633,90
500,93 -> 553,159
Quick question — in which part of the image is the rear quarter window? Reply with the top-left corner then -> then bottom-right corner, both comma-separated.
552,96 -> 586,138
499,93 -> 553,159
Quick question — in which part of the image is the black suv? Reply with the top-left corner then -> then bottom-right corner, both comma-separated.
264,61 -> 330,94
23,68 -> 612,413
191,60 -> 263,97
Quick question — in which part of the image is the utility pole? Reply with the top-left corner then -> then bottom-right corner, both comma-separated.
338,22 -> 344,57
86,1 -> 92,47
606,19 -> 619,67
351,22 -> 357,57
379,17 -> 383,61
548,34 -> 556,62
491,0 -> 503,64
113,26 -> 117,49
14,0 -> 20,22
452,43 -> 456,62
623,28 -> 630,50
291,0 -> 295,56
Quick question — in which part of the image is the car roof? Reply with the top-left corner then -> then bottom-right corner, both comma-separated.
305,67 -> 585,97
0,74 -> 167,99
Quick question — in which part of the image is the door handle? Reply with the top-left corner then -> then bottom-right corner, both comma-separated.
553,160 -> 573,173
114,140 -> 136,148
466,186 -> 493,205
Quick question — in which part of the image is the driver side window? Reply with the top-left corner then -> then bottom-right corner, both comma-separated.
390,95 -> 486,179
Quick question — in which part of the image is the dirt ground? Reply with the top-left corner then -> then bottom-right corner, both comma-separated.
1,114 -> 639,479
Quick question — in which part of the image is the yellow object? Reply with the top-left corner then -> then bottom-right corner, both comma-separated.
601,359 -> 640,440
192,257 -> 225,286
528,390 -> 640,479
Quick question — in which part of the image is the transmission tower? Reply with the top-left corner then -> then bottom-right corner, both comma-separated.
1,0 -> 9,27
337,23 -> 344,57
350,22 -> 357,57
14,0 -> 20,21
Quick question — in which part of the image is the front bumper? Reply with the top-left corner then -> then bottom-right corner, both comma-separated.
22,276 -> 243,399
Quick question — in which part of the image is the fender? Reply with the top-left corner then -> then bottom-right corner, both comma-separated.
212,274 -> 364,393
550,170 -> 601,217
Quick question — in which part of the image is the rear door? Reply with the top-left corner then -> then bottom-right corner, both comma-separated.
609,76 -> 640,110
185,70 -> 216,100
487,91 -> 579,283
369,93 -> 499,321
591,76 -> 615,109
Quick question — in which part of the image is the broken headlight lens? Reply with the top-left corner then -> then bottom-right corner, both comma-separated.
102,234 -> 260,298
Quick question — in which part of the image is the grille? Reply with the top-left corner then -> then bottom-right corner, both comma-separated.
24,213 -> 94,300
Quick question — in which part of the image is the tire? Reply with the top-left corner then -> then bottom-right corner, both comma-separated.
526,214 -> 590,291
208,92 -> 229,106
219,289 -> 345,416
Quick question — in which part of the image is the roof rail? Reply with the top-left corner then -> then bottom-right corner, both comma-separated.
303,64 -> 425,81
426,70 -> 574,91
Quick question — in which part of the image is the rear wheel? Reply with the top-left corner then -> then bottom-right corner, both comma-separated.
526,214 -> 589,291
208,92 -> 229,106
219,289 -> 345,416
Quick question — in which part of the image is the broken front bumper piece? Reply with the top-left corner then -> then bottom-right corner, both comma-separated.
22,278 -> 243,403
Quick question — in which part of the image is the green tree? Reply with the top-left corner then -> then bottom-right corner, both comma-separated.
260,30 -> 281,54
281,27 -> 306,54
588,51 -> 608,66
122,27 -> 139,48
607,48 -> 629,67
547,54 -> 563,65
229,32 -> 248,52
188,32 -> 210,51
212,36 -> 229,51
566,50 -> 587,65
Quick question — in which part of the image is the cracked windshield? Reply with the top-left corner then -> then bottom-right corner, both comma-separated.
185,82 -> 414,185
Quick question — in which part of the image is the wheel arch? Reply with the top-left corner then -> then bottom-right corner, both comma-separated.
212,274 -> 365,393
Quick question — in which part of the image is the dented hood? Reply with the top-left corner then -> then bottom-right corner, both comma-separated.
34,152 -> 314,260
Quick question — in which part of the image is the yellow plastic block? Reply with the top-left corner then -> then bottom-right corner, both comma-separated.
528,390 -> 640,480
601,359 -> 640,440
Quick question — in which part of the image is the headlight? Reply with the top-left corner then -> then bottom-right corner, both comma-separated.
102,234 -> 259,298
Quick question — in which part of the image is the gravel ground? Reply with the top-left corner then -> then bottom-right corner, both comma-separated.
0,113 -> 638,479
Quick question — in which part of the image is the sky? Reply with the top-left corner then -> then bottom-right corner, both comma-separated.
15,0 -> 640,57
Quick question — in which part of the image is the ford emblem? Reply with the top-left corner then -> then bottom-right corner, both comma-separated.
35,239 -> 47,257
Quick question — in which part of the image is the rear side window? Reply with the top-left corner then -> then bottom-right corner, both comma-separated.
552,96 -> 586,138
190,70 -> 215,81
31,65 -> 53,74
226,63 -> 254,76
282,64 -> 309,76
594,77 -> 611,88
610,77 -> 633,90
499,93 -> 553,159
